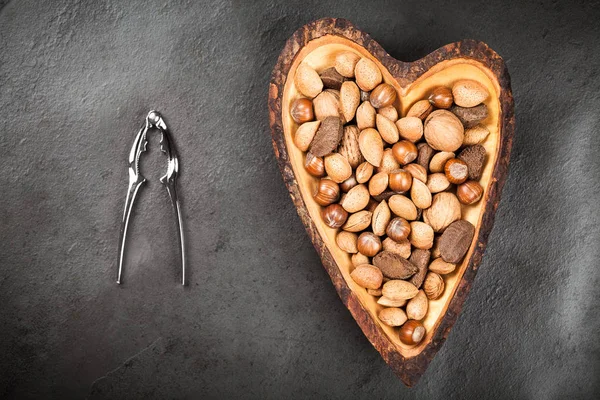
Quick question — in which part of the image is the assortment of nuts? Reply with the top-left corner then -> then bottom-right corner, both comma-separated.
291,52 -> 490,346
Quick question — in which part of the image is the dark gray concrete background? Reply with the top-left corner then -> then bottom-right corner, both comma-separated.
1,0 -> 599,398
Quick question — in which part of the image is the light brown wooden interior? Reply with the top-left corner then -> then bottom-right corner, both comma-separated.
281,35 -> 501,358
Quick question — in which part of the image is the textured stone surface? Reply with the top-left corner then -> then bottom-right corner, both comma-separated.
0,0 -> 599,399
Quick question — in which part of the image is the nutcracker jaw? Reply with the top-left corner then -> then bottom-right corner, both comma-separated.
117,111 -> 186,285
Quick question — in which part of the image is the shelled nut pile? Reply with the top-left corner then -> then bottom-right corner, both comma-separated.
290,51 -> 490,346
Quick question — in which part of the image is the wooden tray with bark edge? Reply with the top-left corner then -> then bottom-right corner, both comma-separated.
268,18 -> 514,387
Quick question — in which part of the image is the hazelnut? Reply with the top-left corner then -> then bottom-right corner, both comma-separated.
357,232 -> 382,257
304,152 -> 325,177
321,204 -> 348,229
457,180 -> 484,204
290,97 -> 314,123
392,140 -> 418,165
399,320 -> 426,346
444,158 -> 469,184
313,178 -> 340,206
386,217 -> 411,242
369,83 -> 397,108
428,86 -> 453,109
388,169 -> 412,192
340,175 -> 358,192
360,90 -> 370,102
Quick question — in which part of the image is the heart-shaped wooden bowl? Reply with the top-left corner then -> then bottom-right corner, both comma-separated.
268,18 -> 514,386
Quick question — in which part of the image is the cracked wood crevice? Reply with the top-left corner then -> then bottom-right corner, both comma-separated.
86,337 -> 163,398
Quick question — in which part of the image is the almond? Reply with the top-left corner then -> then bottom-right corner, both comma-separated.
377,296 -> 407,307
376,148 -> 400,173
358,128 -> 384,167
367,288 -> 383,296
354,58 -> 382,91
378,307 -> 408,327
396,116 -> 423,142
336,231 -> 358,253
351,252 -> 370,267
464,124 -> 490,145
356,101 -> 376,130
324,153 -> 352,183
378,105 -> 398,122
452,79 -> 489,107
355,161 -> 374,183
340,184 -> 370,213
368,172 -> 389,196
406,290 -> 428,320
372,200 -> 391,236
293,120 -> 320,151
404,163 -> 427,183
295,64 -> 323,98
340,81 -> 360,122
409,221 -> 434,250
342,210 -> 372,232
429,151 -> 455,173
382,280 -> 419,300
334,51 -> 361,78
426,173 -> 451,193
313,89 -> 343,122
428,257 -> 456,275
407,99 -> 433,120
410,178 -> 432,209
350,264 -> 383,289
389,195 -> 418,220
376,114 -> 400,144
